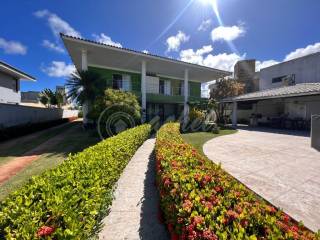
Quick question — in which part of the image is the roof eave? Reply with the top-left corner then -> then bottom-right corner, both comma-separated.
60,33 -> 232,77
0,62 -> 36,81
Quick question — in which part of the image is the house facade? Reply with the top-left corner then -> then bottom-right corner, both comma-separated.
259,52 -> 320,90
227,53 -> 320,128
0,61 -> 35,104
61,34 -> 230,122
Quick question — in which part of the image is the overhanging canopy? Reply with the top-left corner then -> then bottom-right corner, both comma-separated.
223,83 -> 320,103
61,34 -> 231,83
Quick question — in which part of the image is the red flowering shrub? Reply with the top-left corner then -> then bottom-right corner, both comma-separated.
155,123 -> 318,240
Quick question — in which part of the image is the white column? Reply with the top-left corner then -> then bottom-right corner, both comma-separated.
81,49 -> 89,125
81,49 -> 88,71
141,61 -> 147,123
232,101 -> 238,128
184,69 -> 189,123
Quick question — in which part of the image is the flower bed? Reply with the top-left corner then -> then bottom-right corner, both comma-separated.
0,124 -> 151,239
155,123 -> 318,240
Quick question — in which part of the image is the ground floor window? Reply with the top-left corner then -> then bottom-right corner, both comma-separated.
112,74 -> 131,91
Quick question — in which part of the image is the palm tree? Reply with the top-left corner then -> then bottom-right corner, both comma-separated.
40,89 -> 55,108
66,70 -> 103,124
66,70 -> 103,104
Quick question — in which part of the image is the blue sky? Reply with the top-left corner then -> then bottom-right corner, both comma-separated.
1,0 -> 320,94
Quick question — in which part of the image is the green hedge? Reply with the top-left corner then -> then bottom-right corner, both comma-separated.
155,123 -> 318,240
0,124 -> 151,239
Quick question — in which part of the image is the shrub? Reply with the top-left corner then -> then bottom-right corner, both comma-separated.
0,124 -> 151,239
155,123 -> 318,240
89,89 -> 141,123
189,108 -> 205,123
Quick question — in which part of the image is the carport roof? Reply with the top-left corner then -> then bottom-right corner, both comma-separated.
60,34 -> 231,83
224,83 -> 320,102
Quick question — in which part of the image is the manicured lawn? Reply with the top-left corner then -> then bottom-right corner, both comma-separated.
0,122 -> 78,166
0,122 -> 100,200
182,129 -> 237,155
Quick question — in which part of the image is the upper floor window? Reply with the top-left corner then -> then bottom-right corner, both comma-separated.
272,76 -> 285,84
112,74 -> 131,91
272,74 -> 296,86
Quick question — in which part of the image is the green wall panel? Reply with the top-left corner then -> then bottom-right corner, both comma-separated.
89,66 -> 202,102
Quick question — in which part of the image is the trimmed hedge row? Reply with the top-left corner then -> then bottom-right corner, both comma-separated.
155,123 -> 318,240
0,124 -> 151,239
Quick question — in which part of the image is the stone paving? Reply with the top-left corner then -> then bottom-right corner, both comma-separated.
99,138 -> 169,240
203,128 -> 320,232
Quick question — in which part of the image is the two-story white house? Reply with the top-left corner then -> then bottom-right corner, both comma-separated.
0,61 -> 35,104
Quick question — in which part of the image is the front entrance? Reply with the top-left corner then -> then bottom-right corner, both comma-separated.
146,103 -> 181,122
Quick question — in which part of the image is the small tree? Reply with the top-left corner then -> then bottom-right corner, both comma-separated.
89,89 -> 141,123
210,78 -> 244,123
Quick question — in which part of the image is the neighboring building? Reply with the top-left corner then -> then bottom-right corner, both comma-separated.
225,52 -> 320,128
0,61 -> 35,104
259,52 -> 320,90
21,91 -> 40,103
234,59 -> 259,93
61,34 -> 230,122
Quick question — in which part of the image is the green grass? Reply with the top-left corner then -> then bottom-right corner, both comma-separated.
0,123 -> 100,200
0,122 -> 77,166
182,129 -> 237,155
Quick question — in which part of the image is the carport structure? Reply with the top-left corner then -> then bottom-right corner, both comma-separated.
224,83 -> 320,128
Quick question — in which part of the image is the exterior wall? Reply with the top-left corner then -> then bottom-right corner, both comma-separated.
259,53 -> 320,90
234,60 -> 259,93
0,71 -> 21,104
0,103 -> 78,128
88,66 -> 202,101
233,95 -> 320,122
311,115 -> 320,151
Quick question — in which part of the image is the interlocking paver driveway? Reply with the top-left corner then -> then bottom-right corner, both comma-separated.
203,128 -> 320,232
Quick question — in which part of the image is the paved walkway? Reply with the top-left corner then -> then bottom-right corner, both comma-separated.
203,128 -> 320,232
99,138 -> 168,240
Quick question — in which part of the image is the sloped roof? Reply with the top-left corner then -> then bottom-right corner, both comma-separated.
224,83 -> 320,102
0,61 -> 35,81
60,33 -> 231,82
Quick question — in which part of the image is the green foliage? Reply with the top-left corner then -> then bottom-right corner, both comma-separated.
40,89 -> 64,108
0,124 -> 151,239
155,123 -> 317,240
188,108 -> 205,123
89,89 -> 141,123
66,70 -> 105,105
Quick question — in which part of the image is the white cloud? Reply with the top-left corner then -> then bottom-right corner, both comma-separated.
34,9 -> 81,38
256,60 -> 279,71
180,45 -> 243,72
42,61 -> 75,77
180,45 -> 213,65
166,31 -> 190,52
0,38 -> 27,55
203,53 -> 244,71
284,42 -> 320,61
211,25 -> 245,42
198,19 -> 212,32
42,40 -> 65,53
142,50 -> 149,54
92,33 -> 122,48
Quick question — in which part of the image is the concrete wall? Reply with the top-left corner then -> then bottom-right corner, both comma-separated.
0,71 -> 21,104
259,53 -> 320,90
311,115 -> 320,151
0,103 -> 78,128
